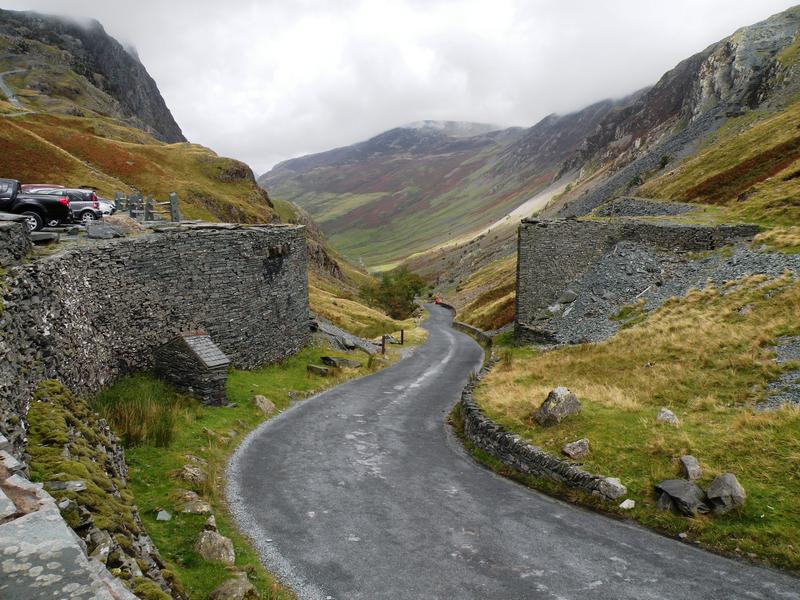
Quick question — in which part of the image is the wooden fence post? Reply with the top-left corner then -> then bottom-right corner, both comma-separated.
401,329 -> 404,345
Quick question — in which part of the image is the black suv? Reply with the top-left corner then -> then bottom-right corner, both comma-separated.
0,178 -> 71,231
30,188 -> 103,224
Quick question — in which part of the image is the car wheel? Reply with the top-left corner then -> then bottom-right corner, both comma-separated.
80,211 -> 97,223
21,211 -> 44,232
47,219 -> 60,227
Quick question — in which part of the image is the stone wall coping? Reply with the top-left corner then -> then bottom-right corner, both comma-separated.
520,217 -> 760,231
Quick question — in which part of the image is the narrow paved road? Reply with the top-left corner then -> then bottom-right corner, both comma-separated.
228,305 -> 799,599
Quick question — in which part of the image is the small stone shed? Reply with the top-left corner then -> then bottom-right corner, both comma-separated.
154,330 -> 230,405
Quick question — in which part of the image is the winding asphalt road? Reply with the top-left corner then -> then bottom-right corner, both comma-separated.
228,305 -> 799,599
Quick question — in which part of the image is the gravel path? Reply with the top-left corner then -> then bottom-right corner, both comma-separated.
227,305 -> 799,599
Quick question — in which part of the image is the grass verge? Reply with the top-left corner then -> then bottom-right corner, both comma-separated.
96,343 -> 411,599
472,274 -> 800,572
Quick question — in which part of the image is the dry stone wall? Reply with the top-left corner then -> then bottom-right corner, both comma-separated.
0,223 -> 309,458
0,219 -> 30,267
515,218 -> 758,341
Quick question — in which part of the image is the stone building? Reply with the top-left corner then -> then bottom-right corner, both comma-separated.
154,331 -> 231,405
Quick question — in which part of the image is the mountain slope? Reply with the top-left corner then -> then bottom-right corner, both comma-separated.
260,102 -> 627,268
0,8 -> 277,223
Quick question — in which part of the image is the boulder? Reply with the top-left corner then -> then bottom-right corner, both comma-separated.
679,455 -> 702,481
178,464 -> 206,485
598,477 -> 627,500
195,530 -> 235,565
156,510 -> 172,522
209,573 -> 258,600
307,364 -> 332,377
562,438 -> 590,459
706,473 -> 746,514
321,356 -> 363,369
177,490 -> 212,515
655,479 -> 710,516
656,408 -> 679,426
253,395 -> 276,416
534,387 -> 581,426
86,221 -> 125,239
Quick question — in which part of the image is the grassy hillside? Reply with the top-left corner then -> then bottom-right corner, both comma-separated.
476,273 -> 800,570
0,113 -> 275,222
641,100 -> 800,228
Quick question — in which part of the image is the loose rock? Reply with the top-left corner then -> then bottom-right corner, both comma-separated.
598,477 -> 627,500
562,438 -> 590,459
253,395 -> 276,416
307,364 -> 332,377
321,356 -> 363,369
156,510 -> 172,522
655,479 -> 710,516
534,387 -> 581,427
619,499 -> 636,510
680,455 -> 702,480
209,573 -> 259,600
205,515 -> 217,531
656,408 -> 679,426
195,530 -> 236,565
706,473 -> 746,514
178,464 -> 207,485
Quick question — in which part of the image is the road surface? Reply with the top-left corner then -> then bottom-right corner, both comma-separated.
228,305 -> 799,599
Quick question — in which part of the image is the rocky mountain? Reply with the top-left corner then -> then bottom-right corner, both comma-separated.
260,103 -> 622,268
0,8 -> 185,142
0,9 -> 275,223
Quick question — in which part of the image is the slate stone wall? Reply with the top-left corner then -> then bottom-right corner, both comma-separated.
460,364 -> 617,498
0,219 -> 30,267
515,218 -> 759,341
0,224 -> 309,458
153,335 -> 230,406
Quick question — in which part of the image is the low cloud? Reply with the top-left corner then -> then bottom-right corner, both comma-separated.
4,0 -> 795,173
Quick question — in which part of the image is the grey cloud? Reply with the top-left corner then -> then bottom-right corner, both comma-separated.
3,0 -> 796,173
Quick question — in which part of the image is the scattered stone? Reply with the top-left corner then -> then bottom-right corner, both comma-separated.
178,464 -> 207,485
562,438 -> 590,459
678,532 -> 688,540
156,510 -> 172,522
619,499 -> 636,510
321,356 -> 363,369
557,289 -> 579,304
706,473 -> 747,514
0,450 -> 24,474
89,529 -> 114,564
253,395 -> 276,416
534,387 -> 581,426
656,407 -> 679,426
86,221 -> 125,239
57,498 -> 80,527
680,455 -> 702,480
208,573 -> 259,600
177,490 -> 212,515
45,479 -> 86,492
598,477 -> 627,500
205,515 -> 217,531
184,453 -> 208,466
655,479 -> 710,516
0,487 -> 16,520
195,530 -> 236,565
307,364 -> 332,377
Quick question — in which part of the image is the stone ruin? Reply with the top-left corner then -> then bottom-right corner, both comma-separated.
514,218 -> 760,344
154,330 -> 231,405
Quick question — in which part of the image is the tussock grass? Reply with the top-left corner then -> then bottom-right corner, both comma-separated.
453,256 -> 517,331
94,375 -> 187,448
754,226 -> 800,254
476,274 -> 800,570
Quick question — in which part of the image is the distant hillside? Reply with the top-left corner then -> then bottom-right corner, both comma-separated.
0,8 -> 275,223
259,104 -> 623,268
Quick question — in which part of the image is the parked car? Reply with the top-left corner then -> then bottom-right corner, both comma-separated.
0,178 -> 70,231
29,187 -> 103,224
97,198 -> 116,216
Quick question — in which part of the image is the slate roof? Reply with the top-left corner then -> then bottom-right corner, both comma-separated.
182,333 -> 230,368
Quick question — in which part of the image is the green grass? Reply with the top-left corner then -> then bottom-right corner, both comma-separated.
475,274 -> 800,571
115,344 -> 402,599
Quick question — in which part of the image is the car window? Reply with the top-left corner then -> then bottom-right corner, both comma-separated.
0,182 -> 10,195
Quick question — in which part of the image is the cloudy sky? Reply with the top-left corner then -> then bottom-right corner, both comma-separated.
4,0 -> 796,173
